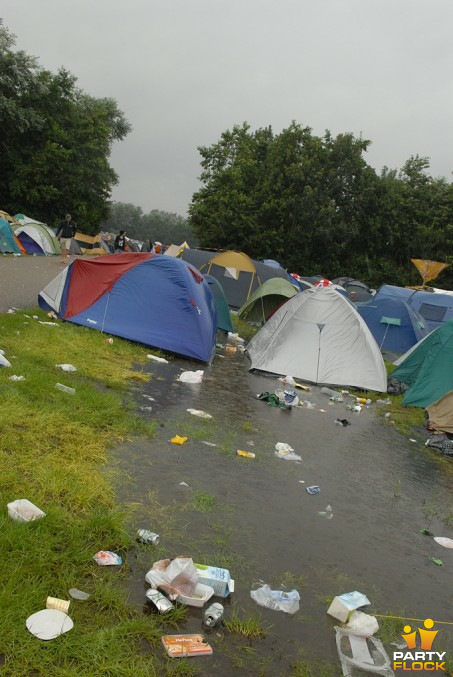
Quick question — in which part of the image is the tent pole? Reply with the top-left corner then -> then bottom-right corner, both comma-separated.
380,323 -> 390,350
101,292 -> 111,334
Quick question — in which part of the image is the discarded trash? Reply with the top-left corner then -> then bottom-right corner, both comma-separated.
203,602 -> 224,627
105,338 -> 114,344
275,450 -> 302,461
384,412 -> 392,419
55,383 -> 75,394
195,564 -> 235,597
162,634 -> 213,658
295,382 -> 311,391
250,584 -> 300,614
187,409 -> 212,419
176,583 -> 215,607
335,419 -> 350,426
434,536 -> 453,549
171,435 -> 188,445
425,434 -> 453,455
178,370 -> 204,384
327,591 -> 371,623
137,529 -> 160,545
306,485 -> 320,495
258,392 -> 286,408
344,610 -> 379,635
46,597 -> 70,613
225,345 -> 237,353
275,442 -> 294,452
355,397 -> 371,405
55,364 -> 77,372
7,499 -> 45,522
201,441 -> 216,447
38,321 -> 59,326
93,551 -> 122,566
48,311 -> 57,319
318,505 -> 333,519
303,400 -> 316,409
0,354 -> 12,367
298,480 -> 305,484
237,449 -> 255,459
26,609 -> 73,641
278,375 -> 296,386
275,389 -> 300,407
409,438 -> 417,443
9,375 -> 25,381
7,308 -> 16,314
179,481 -> 190,487
147,354 -> 169,363
142,394 -> 155,401
68,588 -> 90,600
428,556 -> 443,566
376,398 -> 391,405
146,589 -> 174,613
145,557 -> 213,604
227,332 -> 244,344
140,406 -> 153,412
330,396 -> 344,403
335,626 -> 392,676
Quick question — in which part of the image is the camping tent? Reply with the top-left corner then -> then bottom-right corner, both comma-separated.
38,253 -> 217,362
14,223 -> 60,255
247,286 -> 387,391
0,217 -> 22,254
375,284 -> 453,331
238,278 -> 298,324
426,392 -> 453,435
205,275 -> 233,333
178,249 -> 292,308
333,277 -> 374,302
390,320 -> 453,407
357,297 -> 429,354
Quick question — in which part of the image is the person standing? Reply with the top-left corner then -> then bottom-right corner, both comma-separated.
56,213 -> 77,263
114,230 -> 127,253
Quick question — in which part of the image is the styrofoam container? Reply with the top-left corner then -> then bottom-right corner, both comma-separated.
176,583 -> 214,607
7,499 -> 46,522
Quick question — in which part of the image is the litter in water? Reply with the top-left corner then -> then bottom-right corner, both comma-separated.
147,354 -> 169,363
187,409 -> 212,419
236,449 -> 255,459
171,435 -> 188,445
434,536 -> 453,549
306,485 -> 320,495
335,418 -> 351,426
327,591 -> 371,623
178,370 -> 204,384
275,442 -> 294,452
250,584 -> 300,614
275,450 -> 302,461
335,626 -> 393,676
201,441 -> 217,447
161,634 -> 213,658
318,505 -> 333,519
146,589 -> 174,613
428,556 -> 443,566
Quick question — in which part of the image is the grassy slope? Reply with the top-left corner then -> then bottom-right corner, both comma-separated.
0,310 -> 194,677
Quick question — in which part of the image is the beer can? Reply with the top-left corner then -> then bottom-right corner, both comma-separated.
137,529 -> 160,545
203,602 -> 224,627
146,589 -> 173,614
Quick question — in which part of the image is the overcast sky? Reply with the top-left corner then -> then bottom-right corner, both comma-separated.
2,1 -> 453,216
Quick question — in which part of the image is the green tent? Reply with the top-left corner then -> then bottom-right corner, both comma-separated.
391,320 -> 453,407
205,275 -> 233,333
238,278 -> 298,324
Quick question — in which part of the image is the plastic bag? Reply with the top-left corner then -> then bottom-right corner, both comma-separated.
187,409 -> 212,419
147,354 -> 169,364
145,557 -> 199,600
344,610 -> 379,635
275,442 -> 294,452
250,584 -> 300,614
178,370 -> 204,384
93,551 -> 122,566
55,364 -> 77,372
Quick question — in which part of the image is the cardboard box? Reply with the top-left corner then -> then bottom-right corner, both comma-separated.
327,591 -> 371,623
194,564 -> 235,598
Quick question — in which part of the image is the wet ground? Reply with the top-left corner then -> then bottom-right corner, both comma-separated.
114,344 -> 453,676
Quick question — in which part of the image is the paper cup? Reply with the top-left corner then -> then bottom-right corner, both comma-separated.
46,597 -> 70,613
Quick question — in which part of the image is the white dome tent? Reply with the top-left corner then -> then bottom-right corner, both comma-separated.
247,286 -> 387,391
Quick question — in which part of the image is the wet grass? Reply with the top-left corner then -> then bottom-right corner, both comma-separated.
231,314 -> 260,342
290,658 -> 340,676
190,491 -> 217,513
224,609 -> 270,638
0,309 -> 192,675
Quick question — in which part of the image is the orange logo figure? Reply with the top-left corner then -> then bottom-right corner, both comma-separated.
419,618 -> 438,651
401,625 -> 417,650
401,619 -> 438,651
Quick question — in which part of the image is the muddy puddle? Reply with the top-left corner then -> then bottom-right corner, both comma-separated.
113,345 -> 453,675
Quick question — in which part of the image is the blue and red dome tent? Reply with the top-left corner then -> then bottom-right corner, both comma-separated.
39,253 -> 217,362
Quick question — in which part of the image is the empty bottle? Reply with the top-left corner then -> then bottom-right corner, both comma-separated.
55,383 -> 75,394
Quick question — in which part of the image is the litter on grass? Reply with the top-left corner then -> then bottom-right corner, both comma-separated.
327,591 -> 371,623
171,435 -> 188,445
187,409 -> 212,419
55,364 -> 77,372
9,375 -> 25,381
93,551 -> 122,566
178,370 -> 204,384
7,499 -> 45,522
250,584 -> 300,614
318,505 -> 333,519
55,383 -> 75,394
335,626 -> 393,677
38,321 -> 59,326
275,450 -> 302,461
201,441 -> 216,447
237,449 -> 256,458
46,597 -> 70,613
26,609 -> 73,641
68,588 -> 90,600
147,354 -> 169,364
162,634 -> 213,658
0,354 -> 12,367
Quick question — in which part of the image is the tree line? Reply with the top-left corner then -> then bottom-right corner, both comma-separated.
188,123 -> 453,288
101,203 -> 196,246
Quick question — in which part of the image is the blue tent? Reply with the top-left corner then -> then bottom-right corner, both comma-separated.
39,254 -> 217,362
375,284 -> 453,331
0,218 -> 21,254
357,297 -> 429,354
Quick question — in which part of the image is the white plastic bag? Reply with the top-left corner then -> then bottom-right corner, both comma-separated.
278,376 -> 296,386
145,557 -> 199,600
344,610 -> 379,635
0,354 -> 12,368
178,370 -> 204,384
147,354 -> 169,364
250,584 -> 300,614
55,364 -> 77,372
275,443 -> 295,453
187,409 -> 212,419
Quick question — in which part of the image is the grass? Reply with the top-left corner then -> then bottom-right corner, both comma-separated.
190,491 -> 217,513
0,309 -> 191,676
231,314 -> 260,342
224,609 -> 270,638
290,658 -> 340,676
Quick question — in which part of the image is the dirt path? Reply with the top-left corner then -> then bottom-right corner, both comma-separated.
0,256 -> 91,312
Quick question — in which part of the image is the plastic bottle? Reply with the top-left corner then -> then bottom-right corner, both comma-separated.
55,383 -> 76,394
236,449 -> 255,459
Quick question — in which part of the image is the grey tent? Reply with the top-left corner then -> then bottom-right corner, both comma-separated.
247,286 -> 387,391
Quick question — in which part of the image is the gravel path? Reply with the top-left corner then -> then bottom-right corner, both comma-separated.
0,256 -> 91,312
